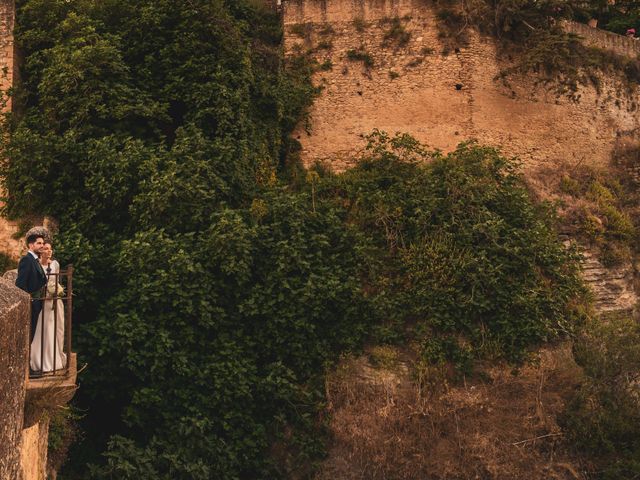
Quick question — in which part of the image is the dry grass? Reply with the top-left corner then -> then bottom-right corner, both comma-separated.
316,344 -> 588,480
528,160 -> 639,240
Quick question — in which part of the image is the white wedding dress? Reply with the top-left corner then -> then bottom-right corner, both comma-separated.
30,260 -> 67,373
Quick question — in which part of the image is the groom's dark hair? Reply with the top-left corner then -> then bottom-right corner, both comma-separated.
26,233 -> 44,246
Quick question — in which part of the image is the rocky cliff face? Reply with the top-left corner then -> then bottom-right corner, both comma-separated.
581,249 -> 638,313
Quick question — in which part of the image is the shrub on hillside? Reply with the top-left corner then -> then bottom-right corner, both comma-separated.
318,132 -> 590,365
557,167 -> 638,267
562,313 -> 640,479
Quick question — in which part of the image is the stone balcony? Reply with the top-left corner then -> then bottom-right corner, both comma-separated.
23,353 -> 78,427
0,268 -> 77,480
3,268 -> 77,424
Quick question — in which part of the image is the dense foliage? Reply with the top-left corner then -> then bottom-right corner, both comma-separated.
2,0 -> 328,477
2,2 -> 588,479
575,0 -> 640,35
563,312 -> 640,479
316,133 -> 588,367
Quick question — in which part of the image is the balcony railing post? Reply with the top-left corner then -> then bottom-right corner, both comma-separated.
65,264 -> 73,373
53,271 -> 58,373
39,282 -> 45,376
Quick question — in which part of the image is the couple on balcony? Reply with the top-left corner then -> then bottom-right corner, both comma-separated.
15,231 -> 66,374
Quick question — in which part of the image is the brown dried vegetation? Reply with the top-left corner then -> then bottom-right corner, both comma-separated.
316,345 -> 587,480
531,156 -> 640,269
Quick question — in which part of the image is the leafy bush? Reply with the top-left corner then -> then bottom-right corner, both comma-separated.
574,0 -> 640,36
317,132 -> 589,364
85,195 -> 371,479
559,168 -> 638,266
368,345 -> 401,369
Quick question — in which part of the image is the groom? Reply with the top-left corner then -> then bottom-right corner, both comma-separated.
15,233 -> 48,343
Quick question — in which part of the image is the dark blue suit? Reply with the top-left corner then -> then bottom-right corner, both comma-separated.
15,252 -> 47,342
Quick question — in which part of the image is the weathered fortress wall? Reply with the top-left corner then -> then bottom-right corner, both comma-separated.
0,273 -> 56,480
283,0 -> 640,175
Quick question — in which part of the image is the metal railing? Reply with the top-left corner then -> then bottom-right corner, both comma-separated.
29,264 -> 73,378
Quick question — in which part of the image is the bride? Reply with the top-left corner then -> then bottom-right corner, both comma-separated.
30,241 -> 67,373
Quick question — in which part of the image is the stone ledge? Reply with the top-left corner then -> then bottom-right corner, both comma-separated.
24,353 -> 78,428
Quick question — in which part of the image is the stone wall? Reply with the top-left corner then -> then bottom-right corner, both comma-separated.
563,20 -> 640,60
613,133 -> 640,184
0,273 -> 73,480
0,0 -> 22,259
283,0 -> 640,176
20,419 -> 49,480
0,278 -> 31,480
0,0 -> 15,109
580,249 -> 638,313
